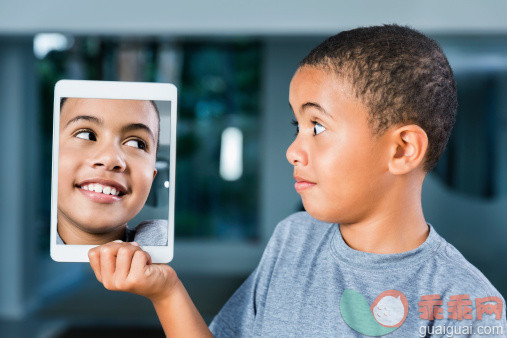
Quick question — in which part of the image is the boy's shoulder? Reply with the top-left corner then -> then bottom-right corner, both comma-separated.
132,219 -> 168,246
433,235 -> 503,298
424,235 -> 506,325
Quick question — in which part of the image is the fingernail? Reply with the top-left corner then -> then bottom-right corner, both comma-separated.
131,242 -> 139,246
113,240 -> 123,243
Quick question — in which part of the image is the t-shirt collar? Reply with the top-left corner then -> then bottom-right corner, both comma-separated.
330,223 -> 443,270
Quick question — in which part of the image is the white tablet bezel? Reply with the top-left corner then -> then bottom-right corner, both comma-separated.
50,80 -> 177,263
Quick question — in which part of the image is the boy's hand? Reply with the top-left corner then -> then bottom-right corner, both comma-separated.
88,241 -> 179,303
90,241 -> 213,337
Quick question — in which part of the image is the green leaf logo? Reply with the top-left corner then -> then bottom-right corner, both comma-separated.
340,289 -> 408,336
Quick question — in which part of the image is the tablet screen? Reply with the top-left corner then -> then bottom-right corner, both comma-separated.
57,98 -> 170,246
51,81 -> 176,262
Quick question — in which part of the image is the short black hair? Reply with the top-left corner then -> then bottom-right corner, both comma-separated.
300,24 -> 457,172
60,97 -> 160,154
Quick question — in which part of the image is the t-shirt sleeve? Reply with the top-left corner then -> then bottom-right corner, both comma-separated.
468,287 -> 507,336
208,220 -> 288,337
438,244 -> 507,336
208,266 -> 261,337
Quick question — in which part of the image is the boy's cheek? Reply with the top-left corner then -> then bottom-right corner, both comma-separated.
59,144 -> 83,163
130,165 -> 157,199
58,151 -> 77,176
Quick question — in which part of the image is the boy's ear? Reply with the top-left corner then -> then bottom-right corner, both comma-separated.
153,169 -> 157,180
388,125 -> 428,175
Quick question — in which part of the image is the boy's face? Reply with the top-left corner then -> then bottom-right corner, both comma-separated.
287,67 -> 393,223
58,98 -> 158,234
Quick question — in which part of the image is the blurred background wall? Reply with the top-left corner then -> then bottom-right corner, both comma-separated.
0,1 -> 506,337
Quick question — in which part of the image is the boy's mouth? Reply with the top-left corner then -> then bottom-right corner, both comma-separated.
294,175 -> 316,192
75,179 -> 128,203
77,183 -> 124,196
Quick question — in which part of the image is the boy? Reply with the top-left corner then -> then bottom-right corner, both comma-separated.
88,25 -> 506,336
58,98 -> 167,245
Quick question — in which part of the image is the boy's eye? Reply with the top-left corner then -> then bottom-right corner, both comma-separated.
125,139 -> 147,150
314,122 -> 326,135
75,131 -> 96,141
291,119 -> 299,136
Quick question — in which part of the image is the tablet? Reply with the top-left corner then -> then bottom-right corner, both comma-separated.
50,80 -> 176,263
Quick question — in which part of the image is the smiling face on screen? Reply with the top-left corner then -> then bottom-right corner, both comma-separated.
57,98 -> 158,239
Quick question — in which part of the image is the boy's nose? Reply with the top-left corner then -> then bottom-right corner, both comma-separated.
286,137 -> 308,166
89,144 -> 126,172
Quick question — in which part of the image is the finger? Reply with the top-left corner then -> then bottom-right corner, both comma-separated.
88,247 -> 102,283
99,243 -> 122,288
114,245 -> 139,282
128,249 -> 152,280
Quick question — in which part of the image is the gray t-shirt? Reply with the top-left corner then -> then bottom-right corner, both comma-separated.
209,212 -> 506,337
56,219 -> 168,246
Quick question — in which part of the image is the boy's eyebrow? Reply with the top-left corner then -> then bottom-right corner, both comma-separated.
301,102 -> 334,120
64,116 -> 156,144
65,115 -> 102,128
121,123 -> 156,144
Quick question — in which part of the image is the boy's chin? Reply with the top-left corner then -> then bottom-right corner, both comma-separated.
302,201 -> 341,224
300,203 -> 320,219
73,220 -> 127,234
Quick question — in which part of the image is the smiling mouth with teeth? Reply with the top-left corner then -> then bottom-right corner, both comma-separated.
78,183 -> 124,196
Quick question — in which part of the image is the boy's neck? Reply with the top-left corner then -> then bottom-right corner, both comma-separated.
57,213 -> 127,245
338,177 -> 430,255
